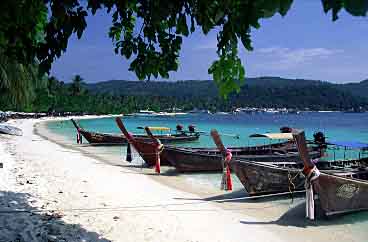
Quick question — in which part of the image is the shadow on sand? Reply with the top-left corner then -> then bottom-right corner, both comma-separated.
0,191 -> 111,242
175,189 -> 368,227
174,188 -> 304,203
240,200 -> 368,228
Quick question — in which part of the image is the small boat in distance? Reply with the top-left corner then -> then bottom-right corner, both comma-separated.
71,119 -> 200,145
127,109 -> 188,117
188,109 -> 211,114
132,109 -> 157,116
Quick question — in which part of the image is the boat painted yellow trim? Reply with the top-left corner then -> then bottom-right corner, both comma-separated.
249,133 -> 293,140
146,127 -> 171,131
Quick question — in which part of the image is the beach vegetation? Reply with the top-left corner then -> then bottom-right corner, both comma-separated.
1,76 -> 367,114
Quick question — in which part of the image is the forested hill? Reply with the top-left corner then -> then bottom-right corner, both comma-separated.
85,77 -> 327,97
85,77 -> 368,98
3,76 -> 368,113
83,77 -> 368,111
342,79 -> 368,98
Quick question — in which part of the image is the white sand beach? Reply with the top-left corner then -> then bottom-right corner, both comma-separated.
0,118 -> 281,242
0,117 -> 366,242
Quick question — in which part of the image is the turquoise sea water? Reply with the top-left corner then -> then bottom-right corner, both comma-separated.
47,112 -> 368,189
48,112 -> 368,157
46,112 -> 368,239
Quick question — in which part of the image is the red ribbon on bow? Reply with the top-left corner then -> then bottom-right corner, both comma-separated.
154,142 -> 163,174
224,149 -> 233,191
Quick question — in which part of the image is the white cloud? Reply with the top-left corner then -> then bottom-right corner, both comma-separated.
254,47 -> 343,70
257,47 -> 290,54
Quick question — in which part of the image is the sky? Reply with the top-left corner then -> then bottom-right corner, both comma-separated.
50,1 -> 368,84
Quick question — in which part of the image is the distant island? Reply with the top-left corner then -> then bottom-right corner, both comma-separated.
2,76 -> 368,114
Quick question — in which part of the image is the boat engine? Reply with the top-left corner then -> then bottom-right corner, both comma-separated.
176,124 -> 183,132
313,131 -> 326,144
188,125 -> 196,133
313,131 -> 327,150
280,126 -> 292,133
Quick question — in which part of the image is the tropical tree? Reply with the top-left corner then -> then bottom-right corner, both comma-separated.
0,51 -> 45,109
70,75 -> 84,96
1,0 -> 368,101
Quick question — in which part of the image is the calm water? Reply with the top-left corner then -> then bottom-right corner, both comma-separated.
46,112 -> 368,238
47,112 -> 368,189
48,112 -> 368,155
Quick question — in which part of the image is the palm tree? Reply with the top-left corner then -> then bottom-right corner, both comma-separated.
47,76 -> 59,95
0,50 -> 45,109
70,74 -> 84,96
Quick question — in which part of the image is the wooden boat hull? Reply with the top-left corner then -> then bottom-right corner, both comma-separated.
293,130 -> 368,217
115,117 -> 172,166
115,117 -> 304,168
231,158 -> 366,196
79,129 -> 127,145
164,147 -> 321,172
129,138 -> 172,166
79,130 -> 199,145
162,147 -> 223,171
71,119 -> 200,145
314,172 -> 368,216
231,160 -> 305,195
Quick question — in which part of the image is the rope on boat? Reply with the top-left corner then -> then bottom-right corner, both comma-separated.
287,169 -> 303,203
199,131 -> 240,139
0,190 -> 305,214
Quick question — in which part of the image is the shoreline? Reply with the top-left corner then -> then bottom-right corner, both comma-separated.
0,117 -> 366,242
34,118 -> 224,198
1,117 -> 281,242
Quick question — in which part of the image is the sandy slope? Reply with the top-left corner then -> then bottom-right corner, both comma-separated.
0,118 -> 281,242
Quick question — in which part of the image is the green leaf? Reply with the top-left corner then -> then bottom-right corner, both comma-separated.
279,0 -> 293,16
177,14 -> 189,36
208,46 -> 245,99
344,0 -> 368,16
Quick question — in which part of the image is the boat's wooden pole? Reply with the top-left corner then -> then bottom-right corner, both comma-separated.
292,130 -> 315,173
116,117 -> 134,162
115,117 -> 130,138
210,129 -> 226,154
144,126 -> 163,174
210,129 -> 232,191
144,126 -> 161,147
200,131 -> 240,139
70,119 -> 80,130
292,129 -> 319,220
71,119 -> 82,144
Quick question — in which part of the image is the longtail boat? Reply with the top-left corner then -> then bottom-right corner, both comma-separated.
71,118 -> 200,145
230,160 -> 305,195
155,128 -> 322,172
232,155 -> 368,197
115,117 -> 299,168
211,128 -> 368,196
293,130 -> 368,218
115,117 -> 171,166
146,129 -> 311,172
162,145 -> 322,172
